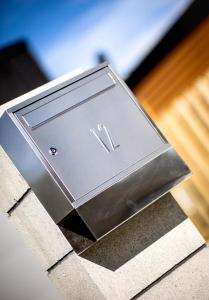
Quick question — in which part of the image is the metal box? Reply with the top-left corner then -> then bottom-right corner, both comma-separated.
0,63 -> 190,250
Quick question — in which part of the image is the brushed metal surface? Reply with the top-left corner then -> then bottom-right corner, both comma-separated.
16,68 -> 166,202
76,147 -> 190,239
21,72 -> 115,128
0,63 -> 190,251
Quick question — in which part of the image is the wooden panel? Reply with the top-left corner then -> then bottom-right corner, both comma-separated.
148,73 -> 209,240
135,17 -> 209,112
134,17 -> 209,239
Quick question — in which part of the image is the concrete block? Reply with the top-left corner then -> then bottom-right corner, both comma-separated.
49,252 -> 105,300
0,146 -> 29,212
77,219 -> 204,300
10,190 -> 72,271
138,245 -> 209,300
48,194 -> 204,300
0,213 -> 62,300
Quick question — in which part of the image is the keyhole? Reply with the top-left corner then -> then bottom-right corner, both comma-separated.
49,147 -> 58,156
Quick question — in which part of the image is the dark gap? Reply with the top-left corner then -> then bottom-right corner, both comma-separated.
7,188 -> 31,215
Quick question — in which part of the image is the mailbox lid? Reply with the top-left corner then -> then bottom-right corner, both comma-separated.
15,66 -> 167,205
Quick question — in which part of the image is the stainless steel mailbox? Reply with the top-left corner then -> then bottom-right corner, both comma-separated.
0,63 -> 190,251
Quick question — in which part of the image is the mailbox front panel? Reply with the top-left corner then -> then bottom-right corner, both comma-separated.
15,67 -> 167,204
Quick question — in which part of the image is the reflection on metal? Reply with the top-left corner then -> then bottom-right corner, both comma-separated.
0,63 -> 190,253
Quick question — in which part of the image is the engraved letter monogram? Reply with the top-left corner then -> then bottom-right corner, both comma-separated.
90,124 -> 120,153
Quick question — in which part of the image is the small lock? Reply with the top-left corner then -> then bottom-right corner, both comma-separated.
49,147 -> 58,156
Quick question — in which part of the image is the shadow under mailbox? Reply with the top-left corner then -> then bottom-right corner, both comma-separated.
60,193 -> 186,271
